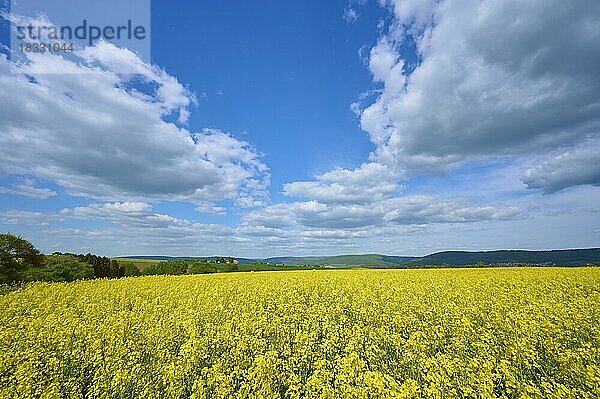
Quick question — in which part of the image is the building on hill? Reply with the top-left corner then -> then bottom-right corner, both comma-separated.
210,257 -> 238,264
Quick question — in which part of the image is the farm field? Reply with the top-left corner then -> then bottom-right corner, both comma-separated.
1,268 -> 599,398
112,258 -> 161,272
117,257 -> 162,266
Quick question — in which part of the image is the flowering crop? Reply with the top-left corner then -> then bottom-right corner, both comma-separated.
1,268 -> 599,398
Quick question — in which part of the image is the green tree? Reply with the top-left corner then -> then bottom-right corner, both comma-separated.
223,263 -> 239,272
187,261 -> 217,274
55,252 -> 125,278
26,254 -> 94,282
122,262 -> 141,276
143,260 -> 189,276
0,233 -> 44,284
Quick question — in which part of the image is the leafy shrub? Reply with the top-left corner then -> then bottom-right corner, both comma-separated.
223,263 -> 239,272
28,254 -> 94,282
143,260 -> 189,276
122,262 -> 141,276
187,262 -> 217,274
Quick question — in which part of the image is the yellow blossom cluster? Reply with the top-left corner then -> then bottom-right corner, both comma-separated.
1,268 -> 599,398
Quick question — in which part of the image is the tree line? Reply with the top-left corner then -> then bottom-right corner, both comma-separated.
0,233 -> 131,284
0,233 -> 238,285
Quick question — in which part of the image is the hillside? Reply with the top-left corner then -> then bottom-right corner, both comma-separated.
118,248 -> 600,268
409,248 -> 600,267
263,254 -> 414,267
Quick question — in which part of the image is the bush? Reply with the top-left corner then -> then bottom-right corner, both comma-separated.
223,263 -> 239,272
143,260 -> 189,276
28,254 -> 94,282
187,262 -> 217,274
122,262 -> 141,276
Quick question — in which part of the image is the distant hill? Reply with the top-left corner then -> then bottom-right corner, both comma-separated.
408,248 -> 600,267
263,254 -> 414,267
266,249 -> 600,267
117,248 -> 600,267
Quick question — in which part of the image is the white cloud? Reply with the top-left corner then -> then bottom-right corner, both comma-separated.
283,162 -> 403,204
3,191 -> 596,257
0,210 -> 54,225
244,195 -> 522,229
343,7 -> 359,23
368,39 -> 404,85
79,40 -> 194,124
0,202 -> 265,255
300,229 -> 369,239
0,41 -> 268,208
382,195 -> 522,224
236,225 -> 290,238
51,202 -> 235,235
380,0 -> 437,32
0,177 -> 57,199
70,202 -> 152,219
3,5 -> 598,257
361,0 -> 600,189
195,202 -> 227,215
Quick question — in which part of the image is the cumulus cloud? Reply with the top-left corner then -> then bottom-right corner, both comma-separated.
360,0 -> 600,188
4,4 -> 596,256
381,0 -> 437,31
300,229 -> 370,239
382,195 -> 522,224
0,201 -> 290,255
69,202 -> 153,220
0,40 -> 268,209
244,195 -> 522,229
79,40 -> 195,124
17,201 -> 237,237
283,162 -> 403,204
236,225 -> 290,238
523,138 -> 600,194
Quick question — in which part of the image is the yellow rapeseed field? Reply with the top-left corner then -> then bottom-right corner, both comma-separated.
1,268 -> 599,398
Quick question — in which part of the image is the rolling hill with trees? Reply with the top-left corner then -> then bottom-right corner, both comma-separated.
120,248 -> 600,267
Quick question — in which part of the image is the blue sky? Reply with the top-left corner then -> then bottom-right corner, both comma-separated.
0,0 -> 599,257
151,1 -> 385,197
